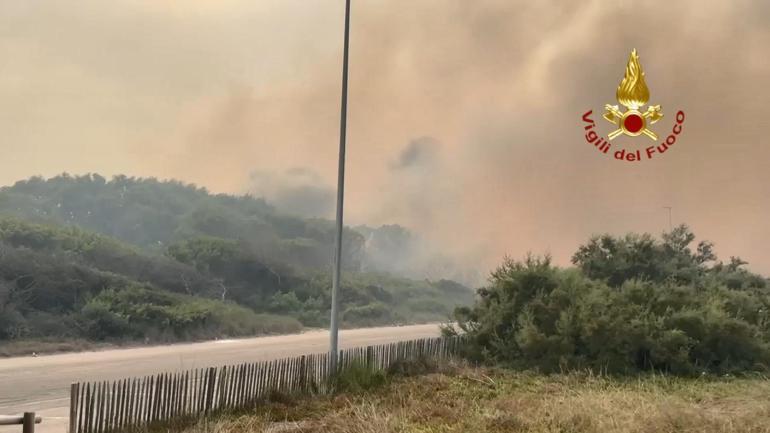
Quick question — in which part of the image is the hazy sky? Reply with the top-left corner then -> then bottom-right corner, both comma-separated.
1,0 -> 769,275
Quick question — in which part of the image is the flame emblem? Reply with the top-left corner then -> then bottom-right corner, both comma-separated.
617,49 -> 649,110
603,49 -> 663,140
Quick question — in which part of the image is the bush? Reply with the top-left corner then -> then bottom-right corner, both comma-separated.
332,362 -> 388,393
406,298 -> 448,314
0,309 -> 28,340
80,300 -> 131,340
342,303 -> 393,326
451,227 -> 770,375
75,285 -> 302,342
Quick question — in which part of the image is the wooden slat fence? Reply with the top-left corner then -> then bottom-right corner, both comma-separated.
68,335 -> 464,433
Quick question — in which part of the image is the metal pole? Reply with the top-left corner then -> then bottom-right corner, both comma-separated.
663,206 -> 672,230
329,0 -> 351,373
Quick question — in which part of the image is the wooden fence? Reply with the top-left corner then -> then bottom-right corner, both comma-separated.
68,336 -> 464,433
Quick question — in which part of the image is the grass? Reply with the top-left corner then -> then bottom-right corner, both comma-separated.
169,363 -> 770,433
0,338 -> 109,357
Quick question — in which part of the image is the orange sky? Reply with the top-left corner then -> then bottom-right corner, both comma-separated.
1,0 -> 768,275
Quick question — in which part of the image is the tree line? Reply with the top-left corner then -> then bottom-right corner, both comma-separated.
0,175 -> 472,346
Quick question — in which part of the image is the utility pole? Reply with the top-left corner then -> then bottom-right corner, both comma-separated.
663,206 -> 672,230
329,0 -> 351,373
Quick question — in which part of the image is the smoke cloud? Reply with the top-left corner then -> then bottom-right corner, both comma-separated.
1,0 -> 768,277
249,168 -> 335,218
391,137 -> 440,171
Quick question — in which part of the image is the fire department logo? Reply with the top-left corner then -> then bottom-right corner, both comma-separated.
603,49 -> 662,141
580,49 -> 686,162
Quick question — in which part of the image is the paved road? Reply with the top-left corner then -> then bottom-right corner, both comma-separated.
0,324 -> 440,433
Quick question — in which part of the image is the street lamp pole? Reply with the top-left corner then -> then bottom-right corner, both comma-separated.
329,0 -> 351,373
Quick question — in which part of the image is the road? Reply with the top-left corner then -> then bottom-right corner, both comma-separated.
0,324 -> 440,433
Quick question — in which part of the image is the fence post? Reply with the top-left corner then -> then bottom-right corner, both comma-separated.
366,346 -> 373,368
298,356 -> 307,392
22,412 -> 36,433
69,383 -> 79,433
204,367 -> 216,414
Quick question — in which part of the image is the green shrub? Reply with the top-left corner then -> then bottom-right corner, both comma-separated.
342,303 -> 393,326
451,227 -> 770,375
406,298 -> 447,314
76,285 -> 302,341
332,362 -> 388,393
80,300 -> 132,340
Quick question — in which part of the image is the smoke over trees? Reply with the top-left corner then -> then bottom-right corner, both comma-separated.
0,174 -> 474,347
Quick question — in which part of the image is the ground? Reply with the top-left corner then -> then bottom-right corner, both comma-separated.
173,364 -> 770,433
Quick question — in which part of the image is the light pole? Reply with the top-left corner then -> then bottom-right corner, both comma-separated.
663,206 -> 672,230
329,0 -> 351,373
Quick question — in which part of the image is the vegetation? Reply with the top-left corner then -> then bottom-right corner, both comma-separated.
449,225 -> 770,374
0,216 -> 301,343
163,364 -> 770,433
0,173 -> 365,270
36,221 -> 767,431
330,361 -> 389,394
0,175 -> 473,350
17,177 -> 765,430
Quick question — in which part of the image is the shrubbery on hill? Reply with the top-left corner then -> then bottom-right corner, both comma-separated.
0,216 -> 472,345
450,225 -> 770,374
0,174 -> 474,350
79,286 -> 301,341
0,173 -> 365,271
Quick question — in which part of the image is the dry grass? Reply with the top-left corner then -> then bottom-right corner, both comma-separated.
174,364 -> 770,433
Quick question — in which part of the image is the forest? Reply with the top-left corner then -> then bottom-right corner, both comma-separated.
0,174 -> 473,348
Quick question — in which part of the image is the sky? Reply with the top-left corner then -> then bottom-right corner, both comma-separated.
1,0 -> 769,276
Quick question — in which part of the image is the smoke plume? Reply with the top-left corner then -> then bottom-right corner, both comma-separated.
1,0 -> 768,276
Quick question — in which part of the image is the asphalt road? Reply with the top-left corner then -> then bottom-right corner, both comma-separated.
0,324 -> 440,433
